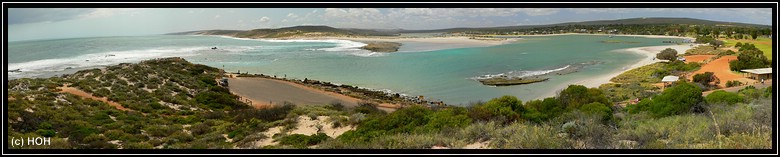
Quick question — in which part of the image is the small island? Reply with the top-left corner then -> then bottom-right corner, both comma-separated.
360,41 -> 402,52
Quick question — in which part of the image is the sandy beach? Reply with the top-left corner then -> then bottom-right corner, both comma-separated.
227,76 -> 398,112
538,43 -> 703,99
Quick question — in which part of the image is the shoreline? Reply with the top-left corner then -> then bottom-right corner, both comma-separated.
537,43 -> 704,100
502,33 -> 695,39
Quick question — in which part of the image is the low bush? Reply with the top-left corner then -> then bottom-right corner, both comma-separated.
725,80 -> 743,87
278,133 -> 330,148
705,90 -> 744,105
468,95 -> 524,124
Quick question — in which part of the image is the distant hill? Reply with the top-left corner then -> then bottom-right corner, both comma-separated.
167,26 -> 397,38
166,30 -> 245,36
167,18 -> 771,37
400,17 -> 771,33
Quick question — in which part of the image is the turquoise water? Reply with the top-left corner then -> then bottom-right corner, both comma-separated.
7,35 -> 683,105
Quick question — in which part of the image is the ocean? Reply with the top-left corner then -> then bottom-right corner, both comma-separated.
7,35 -> 683,105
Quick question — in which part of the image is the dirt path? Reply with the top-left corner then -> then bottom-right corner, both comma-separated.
684,55 -> 715,63
57,85 -> 131,112
688,56 -> 743,88
228,77 -> 398,112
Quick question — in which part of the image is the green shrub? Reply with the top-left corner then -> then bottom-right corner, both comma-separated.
231,103 -> 295,123
738,85 -> 762,100
422,107 -> 472,132
353,102 -> 386,116
125,142 -> 154,149
643,82 -> 704,117
195,86 -> 246,110
762,86 -> 772,98
725,80 -> 743,87
36,129 -> 56,137
278,133 -> 330,148
692,72 -> 715,86
103,129 -> 130,140
557,85 -> 610,110
656,48 -> 678,61
579,102 -> 613,122
523,98 -> 564,123
469,95 -> 524,124
706,90 -> 744,105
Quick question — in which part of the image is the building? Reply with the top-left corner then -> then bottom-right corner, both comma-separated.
740,68 -> 772,81
661,75 -> 679,89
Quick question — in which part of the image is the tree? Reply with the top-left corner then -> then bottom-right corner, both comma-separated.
656,48 -> 678,61
750,30 -> 758,40
734,42 -> 743,48
729,49 -> 770,71
709,40 -> 724,49
692,72 -> 716,87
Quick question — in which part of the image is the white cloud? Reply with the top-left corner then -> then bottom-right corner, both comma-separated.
282,19 -> 289,23
287,13 -> 299,18
214,15 -> 221,19
259,16 -> 271,23
79,8 -> 147,19
323,8 -> 391,28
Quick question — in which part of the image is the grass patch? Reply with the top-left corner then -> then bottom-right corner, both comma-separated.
722,37 -> 772,61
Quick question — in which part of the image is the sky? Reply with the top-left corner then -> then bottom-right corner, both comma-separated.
7,8 -> 774,42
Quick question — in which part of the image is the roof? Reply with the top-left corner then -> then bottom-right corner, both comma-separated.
741,68 -> 772,75
661,76 -> 679,82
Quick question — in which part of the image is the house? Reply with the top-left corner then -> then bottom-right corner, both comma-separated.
740,68 -> 772,81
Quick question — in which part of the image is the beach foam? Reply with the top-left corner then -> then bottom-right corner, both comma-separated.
217,35 -> 381,57
7,46 -> 216,79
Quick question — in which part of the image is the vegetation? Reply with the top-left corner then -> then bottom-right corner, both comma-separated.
8,57 -> 771,149
656,48 -> 678,61
729,48 -> 771,71
725,80 -> 743,87
692,72 -> 716,89
278,133 -> 330,148
723,37 -> 773,60
627,81 -> 703,117
705,90 -> 744,105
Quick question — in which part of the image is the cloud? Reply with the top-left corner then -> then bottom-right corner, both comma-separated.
323,8 -> 391,28
214,15 -> 221,19
287,13 -> 299,18
8,8 -> 84,24
79,8 -> 146,19
259,16 -> 271,23
8,8 -> 150,25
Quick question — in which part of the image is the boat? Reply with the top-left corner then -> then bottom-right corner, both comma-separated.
8,69 -> 21,72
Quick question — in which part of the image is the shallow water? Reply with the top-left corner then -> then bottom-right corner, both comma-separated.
7,35 -> 683,105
